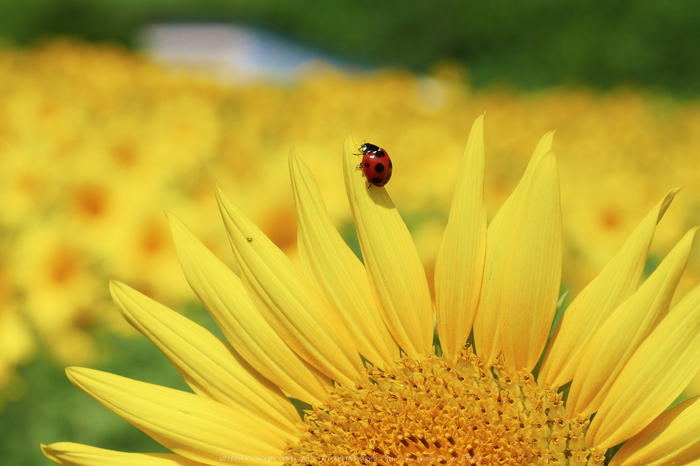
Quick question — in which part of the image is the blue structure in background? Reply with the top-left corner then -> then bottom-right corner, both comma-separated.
139,23 -> 358,84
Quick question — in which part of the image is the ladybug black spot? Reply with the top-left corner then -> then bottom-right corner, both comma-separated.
376,149 -> 386,158
372,177 -> 382,184
364,162 -> 370,168
389,160 -> 393,168
374,163 -> 385,173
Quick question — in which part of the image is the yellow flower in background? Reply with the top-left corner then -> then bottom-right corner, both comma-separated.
8,224 -> 103,364
42,120 -> 700,465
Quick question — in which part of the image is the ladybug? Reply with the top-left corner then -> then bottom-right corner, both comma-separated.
358,143 -> 393,188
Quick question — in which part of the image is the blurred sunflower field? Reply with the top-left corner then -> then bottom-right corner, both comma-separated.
2,30 -> 700,464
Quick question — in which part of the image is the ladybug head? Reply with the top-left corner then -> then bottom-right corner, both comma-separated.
360,142 -> 380,155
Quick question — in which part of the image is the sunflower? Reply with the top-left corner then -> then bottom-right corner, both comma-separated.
42,116 -> 700,465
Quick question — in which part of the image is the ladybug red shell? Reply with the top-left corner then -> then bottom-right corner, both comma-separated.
358,143 -> 393,187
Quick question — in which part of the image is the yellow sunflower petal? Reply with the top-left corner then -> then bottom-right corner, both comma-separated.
609,396 -> 700,466
434,114 -> 487,361
473,132 -> 554,365
216,187 -> 364,386
109,280 -> 299,430
569,228 -> 697,417
499,152 -> 561,371
586,283 -> 700,449
341,135 -> 433,357
66,368 -> 292,466
42,442 -> 207,466
475,132 -> 561,371
289,149 -> 399,368
167,213 -> 331,405
539,189 -> 679,389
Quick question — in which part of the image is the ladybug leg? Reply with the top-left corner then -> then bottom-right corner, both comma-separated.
367,182 -> 372,189
357,163 -> 363,170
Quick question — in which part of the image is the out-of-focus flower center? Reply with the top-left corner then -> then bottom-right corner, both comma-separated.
285,349 -> 606,465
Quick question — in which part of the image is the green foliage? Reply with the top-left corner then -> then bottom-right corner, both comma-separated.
2,0 -> 700,95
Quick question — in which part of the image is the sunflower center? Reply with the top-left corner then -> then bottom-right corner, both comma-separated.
285,349 -> 605,465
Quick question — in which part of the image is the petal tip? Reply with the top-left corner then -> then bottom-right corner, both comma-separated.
40,444 -> 55,459
166,211 -> 188,234
658,188 -> 682,220
288,147 -> 302,174
65,366 -> 81,380
541,130 -> 556,151
343,134 -> 361,155
108,279 -> 129,300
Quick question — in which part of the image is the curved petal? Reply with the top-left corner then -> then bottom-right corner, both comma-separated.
473,132 -> 553,364
587,283 -> 700,449
499,150 -> 561,371
474,132 -> 561,370
569,228 -> 697,417
216,187 -> 363,387
539,189 -> 679,389
290,149 -> 399,368
66,368 -> 293,466
434,114 -> 487,360
168,213 -> 331,405
42,442 -> 208,466
609,396 -> 700,466
109,280 -> 299,430
341,135 -> 433,357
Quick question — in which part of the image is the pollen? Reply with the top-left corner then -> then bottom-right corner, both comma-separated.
285,348 -> 605,466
